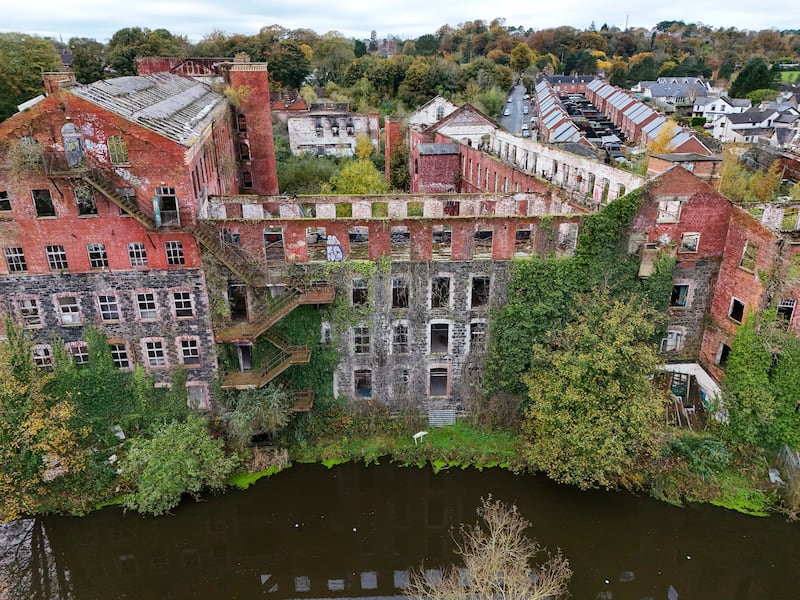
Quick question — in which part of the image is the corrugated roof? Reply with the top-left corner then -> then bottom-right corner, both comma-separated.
70,73 -> 226,147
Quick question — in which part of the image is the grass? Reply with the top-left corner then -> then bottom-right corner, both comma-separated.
779,71 -> 800,83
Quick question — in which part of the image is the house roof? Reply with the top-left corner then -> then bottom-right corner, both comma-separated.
651,152 -> 722,162
428,103 -> 496,131
726,110 -> 774,125
69,73 -> 226,147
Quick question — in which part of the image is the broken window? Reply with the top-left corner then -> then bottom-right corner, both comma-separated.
393,323 -> 409,354
237,113 -> 247,133
431,277 -> 450,308
352,278 -> 368,305
32,189 -> 55,217
165,241 -> 185,265
221,229 -> 240,245
444,200 -> 460,216
32,345 -> 53,370
430,323 -> 449,354
155,186 -> 179,226
670,285 -> 689,308
739,240 -> 758,271
470,321 -> 487,353
429,367 -> 448,397
432,225 -> 451,260
777,298 -> 796,327
241,170 -> 253,189
307,227 -> 327,261
392,279 -> 409,308
67,342 -> 89,367
349,226 -> 369,260
107,135 -> 129,164
679,232 -> 700,253
263,227 -> 285,261
239,141 -> 251,161
4,247 -> 27,272
354,369 -> 372,398
0,190 -> 10,211
180,338 -> 201,366
74,184 -> 97,216
782,207 -> 799,231
717,343 -> 731,368
46,245 -> 68,271
391,226 -> 410,259
110,343 -> 130,369
18,298 -> 41,328
57,296 -> 81,325
128,242 -> 148,267
98,294 -> 120,321
87,243 -> 108,268
353,325 -> 370,354
474,229 -> 493,259
471,276 -> 490,308
514,228 -> 533,257
729,297 -> 745,323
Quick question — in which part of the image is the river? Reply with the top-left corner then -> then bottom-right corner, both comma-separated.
0,462 -> 797,599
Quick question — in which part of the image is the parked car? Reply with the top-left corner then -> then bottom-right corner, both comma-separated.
503,108 -> 511,116
521,123 -> 529,130
522,106 -> 529,114
507,97 -> 513,103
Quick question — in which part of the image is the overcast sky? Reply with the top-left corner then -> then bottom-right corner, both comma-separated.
3,1 -> 799,43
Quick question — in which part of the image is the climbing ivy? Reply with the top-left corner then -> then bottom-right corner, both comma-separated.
487,187 -> 675,396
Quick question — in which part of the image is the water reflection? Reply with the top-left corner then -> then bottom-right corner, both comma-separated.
1,463 -> 797,599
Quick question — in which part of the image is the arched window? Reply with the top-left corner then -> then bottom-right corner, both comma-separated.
107,135 -> 129,165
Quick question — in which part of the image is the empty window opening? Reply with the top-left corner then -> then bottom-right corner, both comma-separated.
4,247 -> 27,272
729,298 -> 745,323
354,369 -> 372,398
74,184 -> 97,216
349,226 -> 369,260
470,321 -> 487,353
98,294 -> 120,321
432,225 -> 452,260
46,245 -> 68,271
237,113 -> 247,133
306,227 -> 327,261
474,229 -> 493,259
392,279 -> 409,308
221,228 -> 241,245
352,278 -> 368,305
781,207 -> 799,231
19,298 -> 41,327
241,170 -> 253,189
661,329 -> 684,353
444,200 -> 460,216
717,343 -> 731,368
656,199 -> 681,223
155,187 -> 179,226
57,296 -> 81,325
0,191 -> 10,211
165,241 -> 185,265
670,285 -> 689,308
263,227 -> 285,261
32,345 -> 53,370
777,298 -> 796,327
739,240 -> 758,271
429,367 -> 448,397
128,242 -> 148,267
68,342 -> 89,367
515,228 -> 533,256
471,276 -> 490,308
239,141 -> 251,161
391,226 -> 410,259
87,243 -> 108,268
430,323 -> 449,354
680,232 -> 700,253
353,325 -> 370,354
431,277 -> 450,308
137,292 -> 157,320
393,323 -> 409,354
32,189 -> 55,217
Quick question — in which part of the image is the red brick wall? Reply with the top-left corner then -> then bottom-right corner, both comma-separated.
384,118 -> 403,182
412,152 -> 461,193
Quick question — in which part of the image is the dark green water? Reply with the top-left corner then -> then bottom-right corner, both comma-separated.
1,462 -> 797,599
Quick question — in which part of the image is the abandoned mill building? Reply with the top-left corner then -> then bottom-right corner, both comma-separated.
2,59 -> 799,419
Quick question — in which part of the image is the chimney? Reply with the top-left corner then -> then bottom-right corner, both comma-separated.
42,71 -> 77,94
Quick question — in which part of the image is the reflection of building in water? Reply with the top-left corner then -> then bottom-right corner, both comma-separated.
41,464 -> 467,598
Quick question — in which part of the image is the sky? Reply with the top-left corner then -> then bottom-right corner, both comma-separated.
3,0 -> 799,43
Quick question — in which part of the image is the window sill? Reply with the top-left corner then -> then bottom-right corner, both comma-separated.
78,214 -> 99,218
35,216 -> 57,220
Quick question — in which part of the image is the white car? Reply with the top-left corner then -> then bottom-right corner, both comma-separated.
507,97 -> 513,103
521,123 -> 529,130
503,108 -> 511,116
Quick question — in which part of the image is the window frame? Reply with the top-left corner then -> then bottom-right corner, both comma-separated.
142,338 -> 168,369
353,325 -> 370,355
729,297 -> 745,323
32,189 -> 55,218
4,247 -> 27,272
107,135 -> 129,165
136,291 -> 158,321
56,295 -> 82,326
87,243 -> 108,268
165,240 -> 185,265
172,291 -> 195,319
97,293 -> 120,322
46,244 -> 69,271
178,337 -> 201,367
110,342 -> 131,369
739,240 -> 758,272
127,242 -> 148,267
392,321 -> 409,354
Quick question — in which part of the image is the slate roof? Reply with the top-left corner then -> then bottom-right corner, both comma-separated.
69,73 -> 226,147
651,152 -> 722,162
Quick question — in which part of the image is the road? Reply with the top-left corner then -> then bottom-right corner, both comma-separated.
499,83 -> 531,137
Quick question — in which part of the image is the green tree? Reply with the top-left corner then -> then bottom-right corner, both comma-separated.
397,56 -> 433,107
510,43 -> 534,74
0,33 -> 62,120
313,33 -> 356,84
268,40 -> 311,89
68,37 -> 106,84
120,414 -> 237,516
522,294 -> 668,489
415,34 -> 439,56
224,385 -> 294,450
278,154 -> 339,194
388,141 -> 410,191
328,159 -> 388,194
729,58 -> 776,98
107,27 -> 189,76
